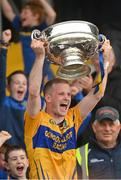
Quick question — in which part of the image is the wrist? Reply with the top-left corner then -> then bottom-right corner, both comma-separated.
0,40 -> 10,47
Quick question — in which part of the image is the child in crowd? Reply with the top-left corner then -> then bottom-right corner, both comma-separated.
1,0 -> 56,79
0,29 -> 27,147
0,131 -> 11,179
5,145 -> 29,180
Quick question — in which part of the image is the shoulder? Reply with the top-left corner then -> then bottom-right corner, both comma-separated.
11,15 -> 21,29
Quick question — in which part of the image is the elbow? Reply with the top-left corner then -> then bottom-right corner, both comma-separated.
53,11 -> 57,20
95,91 -> 104,102
51,9 -> 57,20
48,12 -> 56,25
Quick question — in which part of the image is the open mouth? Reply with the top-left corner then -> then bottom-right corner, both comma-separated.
21,18 -> 26,23
17,90 -> 24,96
21,18 -> 28,25
16,165 -> 24,174
60,103 -> 68,111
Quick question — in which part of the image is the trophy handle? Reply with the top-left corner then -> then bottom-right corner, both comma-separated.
31,29 -> 46,41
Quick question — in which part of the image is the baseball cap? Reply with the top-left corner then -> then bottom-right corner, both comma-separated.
95,106 -> 120,122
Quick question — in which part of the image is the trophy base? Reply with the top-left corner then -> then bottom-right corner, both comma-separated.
57,64 -> 91,80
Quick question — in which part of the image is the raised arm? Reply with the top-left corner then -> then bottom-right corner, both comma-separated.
0,29 -> 11,104
77,39 -> 112,120
27,39 -> 45,117
1,0 -> 16,22
78,72 -> 108,120
0,131 -> 12,147
40,0 -> 56,25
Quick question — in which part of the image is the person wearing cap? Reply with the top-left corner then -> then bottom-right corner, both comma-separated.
76,106 -> 121,179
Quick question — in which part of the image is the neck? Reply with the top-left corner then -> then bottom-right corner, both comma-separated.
54,118 -> 64,125
98,141 -> 117,149
30,21 -> 39,27
45,108 -> 64,124
10,174 -> 27,180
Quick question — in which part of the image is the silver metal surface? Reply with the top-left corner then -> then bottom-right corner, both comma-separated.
31,20 -> 101,80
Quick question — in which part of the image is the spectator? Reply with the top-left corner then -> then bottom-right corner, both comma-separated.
5,145 -> 29,180
1,0 -> 56,78
0,29 -> 27,147
24,39 -> 108,179
77,106 -> 121,179
0,131 -> 11,179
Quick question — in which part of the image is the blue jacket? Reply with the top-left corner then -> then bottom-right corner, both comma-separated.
0,169 -> 8,179
0,48 -> 26,147
88,135 -> 121,179
77,134 -> 121,179
0,48 -> 49,147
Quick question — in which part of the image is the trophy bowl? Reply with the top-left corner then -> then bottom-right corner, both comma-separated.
31,20 -> 101,80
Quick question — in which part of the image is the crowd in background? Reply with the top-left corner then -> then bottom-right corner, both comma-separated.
0,0 -> 121,179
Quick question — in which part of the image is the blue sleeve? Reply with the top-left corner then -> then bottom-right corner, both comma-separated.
0,48 -> 7,104
70,91 -> 84,108
38,21 -> 48,31
11,16 -> 21,30
73,91 -> 83,102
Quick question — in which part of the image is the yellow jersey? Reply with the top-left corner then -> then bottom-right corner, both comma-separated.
24,106 -> 82,179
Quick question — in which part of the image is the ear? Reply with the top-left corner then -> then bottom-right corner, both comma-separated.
45,94 -> 52,103
6,80 -> 10,92
4,162 -> 10,171
92,123 -> 96,133
26,159 -> 29,168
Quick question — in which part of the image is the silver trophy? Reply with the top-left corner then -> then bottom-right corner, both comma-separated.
31,20 -> 105,80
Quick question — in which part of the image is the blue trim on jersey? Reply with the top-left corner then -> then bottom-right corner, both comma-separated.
33,125 -> 76,153
34,159 -> 40,179
39,161 -> 46,179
